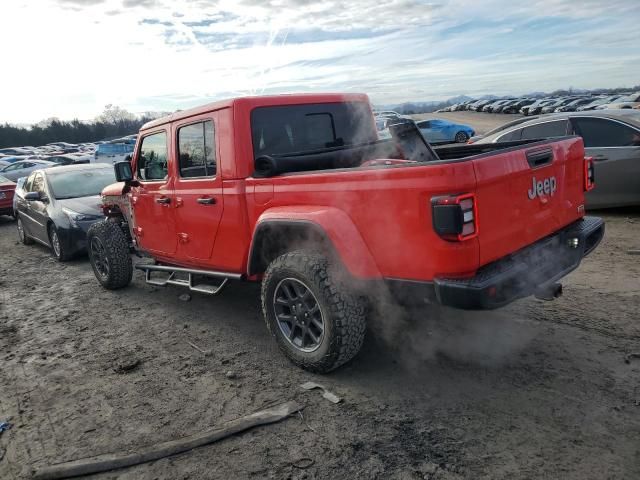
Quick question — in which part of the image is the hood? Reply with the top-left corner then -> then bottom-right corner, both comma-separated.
0,179 -> 15,189
57,195 -> 104,216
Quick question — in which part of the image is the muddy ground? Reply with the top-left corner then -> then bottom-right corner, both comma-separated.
1,200 -> 639,478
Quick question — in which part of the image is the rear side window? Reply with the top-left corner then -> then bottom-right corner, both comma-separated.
497,129 -> 522,142
137,132 -> 168,181
177,120 -> 216,178
251,102 -> 377,158
520,120 -> 569,140
571,118 -> 640,147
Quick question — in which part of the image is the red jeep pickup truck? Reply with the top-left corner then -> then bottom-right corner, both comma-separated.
87,93 -> 604,372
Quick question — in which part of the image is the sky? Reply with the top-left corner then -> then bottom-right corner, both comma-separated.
1,0 -> 639,124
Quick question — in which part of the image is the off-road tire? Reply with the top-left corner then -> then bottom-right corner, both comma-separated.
16,215 -> 34,245
87,220 -> 133,290
262,251 -> 366,373
48,223 -> 72,262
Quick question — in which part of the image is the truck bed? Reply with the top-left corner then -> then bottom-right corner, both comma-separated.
252,120 -> 567,178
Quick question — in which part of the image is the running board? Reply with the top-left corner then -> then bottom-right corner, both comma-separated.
135,264 -> 242,296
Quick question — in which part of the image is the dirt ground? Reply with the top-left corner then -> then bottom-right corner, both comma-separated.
1,138 -> 639,479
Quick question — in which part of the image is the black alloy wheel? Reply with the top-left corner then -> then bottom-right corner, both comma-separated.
90,236 -> 110,280
273,277 -> 325,352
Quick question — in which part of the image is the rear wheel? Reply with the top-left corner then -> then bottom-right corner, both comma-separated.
262,251 -> 366,373
48,223 -> 72,261
16,215 -> 33,245
454,131 -> 469,143
87,220 -> 133,289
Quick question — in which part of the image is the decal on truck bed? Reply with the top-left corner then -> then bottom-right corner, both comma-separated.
528,175 -> 557,200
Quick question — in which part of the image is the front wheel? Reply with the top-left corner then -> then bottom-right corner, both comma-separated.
49,223 -> 72,261
261,251 -> 366,373
454,131 -> 469,143
87,220 -> 133,289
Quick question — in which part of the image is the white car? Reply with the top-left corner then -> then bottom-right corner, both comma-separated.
0,159 -> 57,181
596,92 -> 640,110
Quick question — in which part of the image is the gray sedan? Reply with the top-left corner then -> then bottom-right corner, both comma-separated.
0,159 -> 57,182
472,110 -> 640,209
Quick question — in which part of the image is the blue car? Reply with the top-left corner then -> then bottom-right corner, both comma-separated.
415,118 -> 475,144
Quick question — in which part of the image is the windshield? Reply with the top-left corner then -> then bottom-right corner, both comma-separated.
251,102 -> 377,158
47,168 -> 116,199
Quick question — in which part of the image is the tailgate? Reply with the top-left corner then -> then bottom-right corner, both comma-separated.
472,137 -> 586,266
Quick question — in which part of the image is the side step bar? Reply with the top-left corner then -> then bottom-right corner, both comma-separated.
135,263 -> 242,295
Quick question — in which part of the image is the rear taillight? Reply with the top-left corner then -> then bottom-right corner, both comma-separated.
584,156 -> 595,191
431,193 -> 479,241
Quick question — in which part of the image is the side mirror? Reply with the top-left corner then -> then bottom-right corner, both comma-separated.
24,191 -> 41,201
124,154 -> 132,162
114,161 -> 133,183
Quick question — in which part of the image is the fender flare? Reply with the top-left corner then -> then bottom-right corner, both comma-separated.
247,206 -> 381,279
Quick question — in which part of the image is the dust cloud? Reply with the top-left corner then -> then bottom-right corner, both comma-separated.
365,285 -> 537,370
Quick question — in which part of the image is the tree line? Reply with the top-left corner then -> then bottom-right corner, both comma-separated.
0,105 -> 162,149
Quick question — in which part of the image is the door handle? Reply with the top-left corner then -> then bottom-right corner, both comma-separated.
156,196 -> 171,205
197,197 -> 216,205
592,155 -> 608,162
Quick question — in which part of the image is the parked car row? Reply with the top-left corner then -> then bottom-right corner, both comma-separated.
0,135 -> 138,183
439,92 -> 640,116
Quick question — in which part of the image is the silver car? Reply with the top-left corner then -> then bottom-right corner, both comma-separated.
0,159 -> 57,181
473,110 -> 640,209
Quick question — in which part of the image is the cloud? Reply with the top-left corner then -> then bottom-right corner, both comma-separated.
122,0 -> 160,7
59,0 -> 105,4
140,17 -> 173,26
1,0 -> 639,123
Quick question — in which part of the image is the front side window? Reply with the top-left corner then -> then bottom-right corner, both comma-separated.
24,172 -> 36,191
497,128 -> 523,142
137,131 -> 168,181
32,173 -> 45,194
177,120 -> 216,178
520,120 -> 569,140
571,118 -> 640,147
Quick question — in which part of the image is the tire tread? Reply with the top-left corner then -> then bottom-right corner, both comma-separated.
261,251 -> 366,373
87,220 -> 133,290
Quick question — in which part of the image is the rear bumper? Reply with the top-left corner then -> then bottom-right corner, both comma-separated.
434,216 -> 604,309
385,216 -> 604,310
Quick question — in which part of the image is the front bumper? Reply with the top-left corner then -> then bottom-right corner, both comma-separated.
59,219 -> 102,255
433,216 -> 604,309
385,217 -> 604,310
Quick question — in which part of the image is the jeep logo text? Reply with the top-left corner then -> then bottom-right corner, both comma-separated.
528,176 -> 557,200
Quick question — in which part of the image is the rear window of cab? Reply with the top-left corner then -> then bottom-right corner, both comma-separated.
250,102 -> 377,159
